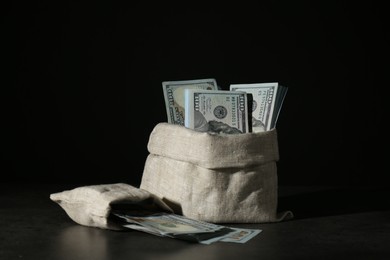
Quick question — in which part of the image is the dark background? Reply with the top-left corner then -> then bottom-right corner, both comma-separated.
2,2 -> 388,187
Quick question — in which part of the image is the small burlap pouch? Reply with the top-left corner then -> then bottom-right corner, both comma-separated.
140,123 -> 293,223
50,183 -> 173,230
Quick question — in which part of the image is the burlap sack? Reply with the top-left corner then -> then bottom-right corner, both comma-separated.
140,123 -> 293,223
50,183 -> 173,230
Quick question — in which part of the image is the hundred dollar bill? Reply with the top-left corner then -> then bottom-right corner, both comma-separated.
230,82 -> 281,132
112,212 -> 235,244
162,78 -> 218,125
200,227 -> 262,244
184,89 -> 250,134
113,212 -> 260,244
220,228 -> 262,243
114,212 -> 224,236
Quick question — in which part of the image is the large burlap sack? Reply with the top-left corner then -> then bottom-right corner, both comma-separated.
140,123 -> 293,223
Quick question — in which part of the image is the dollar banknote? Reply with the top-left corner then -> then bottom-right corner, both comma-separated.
220,228 -> 262,243
230,82 -> 287,132
113,212 -> 261,244
162,78 -> 218,125
184,89 -> 250,134
200,227 -> 262,244
114,212 -> 225,236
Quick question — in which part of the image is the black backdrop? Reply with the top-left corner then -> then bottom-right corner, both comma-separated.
2,2 -> 388,186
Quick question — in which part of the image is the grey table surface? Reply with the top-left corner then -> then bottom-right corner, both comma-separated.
1,183 -> 389,260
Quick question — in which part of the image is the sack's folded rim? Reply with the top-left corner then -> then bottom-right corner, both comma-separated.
147,122 -> 279,169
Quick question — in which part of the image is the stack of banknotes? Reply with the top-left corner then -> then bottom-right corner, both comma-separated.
112,211 -> 261,244
162,78 -> 288,134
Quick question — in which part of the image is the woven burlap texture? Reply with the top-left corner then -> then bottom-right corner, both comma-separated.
140,123 -> 293,223
50,183 -> 173,230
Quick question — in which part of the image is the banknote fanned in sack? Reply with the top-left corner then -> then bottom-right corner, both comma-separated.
162,79 -> 288,134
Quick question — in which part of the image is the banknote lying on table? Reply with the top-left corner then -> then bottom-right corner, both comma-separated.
162,78 -> 287,134
112,211 -> 261,244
